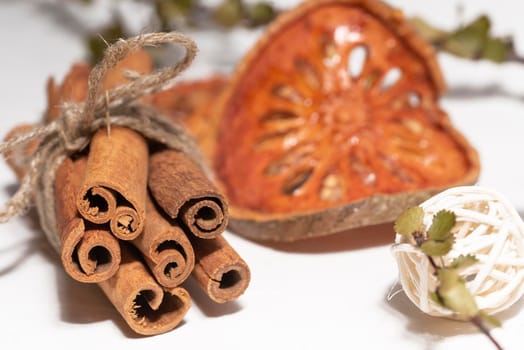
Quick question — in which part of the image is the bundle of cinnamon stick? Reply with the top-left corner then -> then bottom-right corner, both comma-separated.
3,49 -> 250,336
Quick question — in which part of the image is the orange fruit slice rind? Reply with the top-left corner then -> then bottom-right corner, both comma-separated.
208,0 -> 480,241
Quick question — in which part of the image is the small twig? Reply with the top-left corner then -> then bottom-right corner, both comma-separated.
507,51 -> 524,64
413,233 -> 440,273
395,207 -> 504,350
471,315 -> 504,350
424,254 -> 502,349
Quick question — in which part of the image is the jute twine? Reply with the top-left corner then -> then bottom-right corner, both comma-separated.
0,31 -> 207,251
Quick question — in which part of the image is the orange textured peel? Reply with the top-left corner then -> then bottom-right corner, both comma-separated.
212,0 -> 479,241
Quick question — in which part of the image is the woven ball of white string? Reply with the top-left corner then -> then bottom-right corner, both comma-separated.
391,185 -> 524,318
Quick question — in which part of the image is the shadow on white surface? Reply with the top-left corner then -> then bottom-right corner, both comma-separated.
0,192 -> 175,338
0,236 -> 44,276
55,266 -> 191,338
385,285 -> 484,341
54,267 -> 131,329
0,202 -> 55,273
447,83 -> 524,102
256,222 -> 395,253
384,281 -> 524,344
183,277 -> 243,318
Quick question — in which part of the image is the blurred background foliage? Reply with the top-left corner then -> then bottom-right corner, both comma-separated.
74,0 -> 523,65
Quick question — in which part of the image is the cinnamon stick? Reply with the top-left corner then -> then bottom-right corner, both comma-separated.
98,242 -> 191,336
131,195 -> 195,288
149,149 -> 228,239
77,126 -> 148,240
5,50 -> 152,180
45,63 -> 90,122
102,49 -> 153,90
55,157 -> 121,283
190,235 -> 250,303
46,49 -> 152,122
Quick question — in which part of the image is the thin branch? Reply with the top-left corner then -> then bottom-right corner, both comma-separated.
471,315 -> 504,350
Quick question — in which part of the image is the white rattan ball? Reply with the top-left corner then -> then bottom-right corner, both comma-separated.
391,186 -> 524,317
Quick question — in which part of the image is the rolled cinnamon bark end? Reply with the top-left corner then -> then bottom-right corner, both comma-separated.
110,205 -> 142,240
98,243 -> 191,336
180,198 -> 227,239
132,196 -> 195,288
77,228 -> 121,276
77,186 -> 117,224
149,251 -> 187,289
191,235 -> 250,303
60,218 -> 122,283
56,158 -> 121,283
149,149 -> 229,239
78,127 -> 148,236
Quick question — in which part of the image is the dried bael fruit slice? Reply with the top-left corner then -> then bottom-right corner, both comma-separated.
212,0 -> 480,241
151,76 -> 228,160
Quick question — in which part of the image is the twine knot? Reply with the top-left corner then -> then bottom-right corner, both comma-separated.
0,31 -> 206,251
59,104 -> 90,152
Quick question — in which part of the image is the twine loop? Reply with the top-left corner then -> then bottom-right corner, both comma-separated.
0,31 -> 203,250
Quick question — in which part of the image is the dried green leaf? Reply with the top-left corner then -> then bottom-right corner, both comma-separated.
427,210 -> 456,241
482,37 -> 509,63
155,0 -> 194,30
430,292 -> 444,307
409,13 -> 523,65
450,254 -> 478,270
421,239 -> 453,256
479,311 -> 502,328
394,206 -> 424,236
437,268 -> 479,318
86,22 -> 124,64
246,2 -> 276,27
443,15 -> 490,59
156,0 -> 193,16
174,0 -> 194,13
213,0 -> 243,28
409,17 -> 448,43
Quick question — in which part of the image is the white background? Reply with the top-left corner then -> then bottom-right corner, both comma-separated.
1,0 -> 524,349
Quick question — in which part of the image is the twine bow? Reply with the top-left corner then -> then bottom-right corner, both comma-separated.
0,32 -> 205,250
